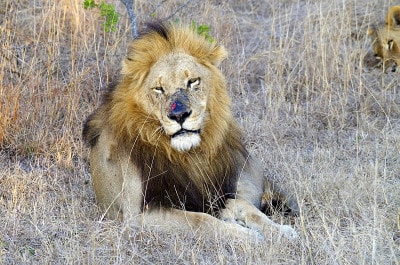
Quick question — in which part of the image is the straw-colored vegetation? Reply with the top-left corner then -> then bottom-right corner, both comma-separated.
0,0 -> 399,264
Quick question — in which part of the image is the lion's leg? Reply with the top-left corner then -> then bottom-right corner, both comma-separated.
220,198 -> 298,240
236,157 -> 299,217
127,208 -> 262,240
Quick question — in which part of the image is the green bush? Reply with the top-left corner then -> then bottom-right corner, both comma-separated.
83,0 -> 119,32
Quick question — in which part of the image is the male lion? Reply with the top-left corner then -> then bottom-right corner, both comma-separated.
367,6 -> 400,72
83,22 -> 298,240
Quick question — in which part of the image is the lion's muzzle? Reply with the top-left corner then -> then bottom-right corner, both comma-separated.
168,88 -> 192,125
166,89 -> 202,152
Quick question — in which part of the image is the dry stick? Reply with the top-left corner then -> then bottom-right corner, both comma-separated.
159,0 -> 193,21
119,0 -> 194,39
119,0 -> 138,38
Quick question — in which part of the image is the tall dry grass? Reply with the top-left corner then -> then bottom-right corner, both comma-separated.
0,0 -> 399,264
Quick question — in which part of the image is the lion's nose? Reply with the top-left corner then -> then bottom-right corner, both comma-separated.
168,99 -> 192,124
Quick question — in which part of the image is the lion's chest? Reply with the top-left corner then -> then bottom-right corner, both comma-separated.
143,159 -> 235,212
136,149 -> 239,214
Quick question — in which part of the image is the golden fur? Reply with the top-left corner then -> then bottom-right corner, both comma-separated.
83,22 -> 298,240
367,6 -> 400,71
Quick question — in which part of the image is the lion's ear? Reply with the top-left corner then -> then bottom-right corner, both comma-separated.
208,46 -> 228,67
388,39 -> 400,52
386,6 -> 400,28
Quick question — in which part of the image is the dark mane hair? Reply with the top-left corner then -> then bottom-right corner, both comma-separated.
129,122 -> 248,215
140,21 -> 169,40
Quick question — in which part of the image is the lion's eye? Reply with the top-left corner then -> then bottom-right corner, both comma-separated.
153,87 -> 165,94
188,78 -> 200,90
387,40 -> 394,50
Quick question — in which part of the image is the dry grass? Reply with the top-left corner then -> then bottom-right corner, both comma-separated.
1,0 -> 399,264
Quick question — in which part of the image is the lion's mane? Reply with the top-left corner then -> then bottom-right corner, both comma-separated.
83,23 -> 248,214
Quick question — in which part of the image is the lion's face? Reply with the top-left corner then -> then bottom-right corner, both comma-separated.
368,27 -> 400,70
144,52 -> 211,152
367,6 -> 400,71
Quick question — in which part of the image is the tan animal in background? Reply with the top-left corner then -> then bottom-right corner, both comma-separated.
83,22 -> 298,240
367,6 -> 400,71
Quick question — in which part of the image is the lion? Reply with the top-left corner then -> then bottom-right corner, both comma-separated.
367,6 -> 400,72
83,22 -> 298,240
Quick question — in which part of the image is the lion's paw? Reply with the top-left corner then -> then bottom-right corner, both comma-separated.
240,227 -> 264,241
222,218 -> 264,241
279,225 -> 298,240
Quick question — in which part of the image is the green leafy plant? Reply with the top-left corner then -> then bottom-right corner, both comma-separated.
191,21 -> 214,43
83,0 -> 119,32
173,19 -> 214,43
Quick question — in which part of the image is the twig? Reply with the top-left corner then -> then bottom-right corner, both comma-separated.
119,0 -> 194,38
119,0 -> 138,38
160,0 -> 193,22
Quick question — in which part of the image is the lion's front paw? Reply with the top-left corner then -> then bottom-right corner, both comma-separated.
279,225 -> 298,240
223,221 -> 264,241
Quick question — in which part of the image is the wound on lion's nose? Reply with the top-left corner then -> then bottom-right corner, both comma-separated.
171,102 -> 177,111
170,100 -> 186,114
168,100 -> 191,124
